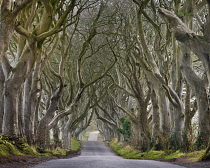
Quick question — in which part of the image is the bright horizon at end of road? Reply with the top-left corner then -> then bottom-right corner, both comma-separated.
88,131 -> 100,141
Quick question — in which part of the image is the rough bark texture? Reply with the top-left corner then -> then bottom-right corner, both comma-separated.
53,124 -> 60,148
63,116 -> 72,149
150,89 -> 160,148
157,88 -> 170,138
24,72 -> 33,143
36,85 -> 64,148
2,44 -> 35,135
2,79 -> 18,135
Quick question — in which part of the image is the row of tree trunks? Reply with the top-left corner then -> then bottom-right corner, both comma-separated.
159,2 -> 210,148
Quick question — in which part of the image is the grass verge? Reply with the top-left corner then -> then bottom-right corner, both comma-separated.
0,136 -> 81,158
71,137 -> 81,151
108,138 -> 205,162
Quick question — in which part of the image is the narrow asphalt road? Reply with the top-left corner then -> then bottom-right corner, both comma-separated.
31,132 -> 186,168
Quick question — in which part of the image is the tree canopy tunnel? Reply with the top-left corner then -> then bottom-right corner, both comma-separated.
1,0 -> 210,153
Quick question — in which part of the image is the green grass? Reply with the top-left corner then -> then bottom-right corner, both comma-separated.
0,142 -> 20,157
109,138 -> 205,161
49,148 -> 69,156
0,139 -> 36,157
0,136 -> 81,159
40,137 -> 81,157
71,137 -> 81,151
185,150 -> 206,162
22,144 -> 38,155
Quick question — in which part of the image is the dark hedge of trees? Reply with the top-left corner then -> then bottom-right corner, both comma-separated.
1,0 -> 210,156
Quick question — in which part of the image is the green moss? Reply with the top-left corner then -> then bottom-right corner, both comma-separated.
109,139 -> 167,159
22,144 -> 38,155
0,136 -> 79,159
38,152 -> 53,157
144,150 -> 166,159
108,139 -> 204,162
50,147 -> 69,156
0,136 -> 39,158
109,139 -> 143,159
0,144 -> 10,157
0,141 -> 21,157
164,151 -> 184,159
4,141 -> 21,155
71,137 -> 81,151
187,150 -> 205,162
0,139 -> 4,144
38,138 -> 81,158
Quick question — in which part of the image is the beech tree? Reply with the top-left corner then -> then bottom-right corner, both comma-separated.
1,0 -> 210,153
159,0 -> 210,148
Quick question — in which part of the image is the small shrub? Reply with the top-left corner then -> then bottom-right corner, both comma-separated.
117,117 -> 131,142
71,137 -> 81,151
4,142 -> 21,155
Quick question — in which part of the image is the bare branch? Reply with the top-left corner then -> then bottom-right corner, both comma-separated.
36,0 -> 76,40
106,73 -> 135,97
12,0 -> 33,16
95,109 -> 116,127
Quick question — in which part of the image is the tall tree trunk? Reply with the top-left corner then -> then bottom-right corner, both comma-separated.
23,72 -> 33,143
24,61 -> 42,144
18,87 -> 24,137
151,89 -> 160,148
157,88 -> 170,138
2,40 -> 36,136
33,93 -> 41,139
53,124 -> 60,148
0,64 -> 5,134
182,83 -> 193,151
0,2 -> 23,136
181,48 -> 210,148
46,129 -> 51,148
172,107 -> 184,148
36,86 -> 64,148
36,102 -> 58,148
2,76 -> 21,135
63,117 -> 72,149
